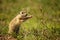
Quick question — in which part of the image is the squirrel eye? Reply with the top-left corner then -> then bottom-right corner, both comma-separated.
22,12 -> 24,14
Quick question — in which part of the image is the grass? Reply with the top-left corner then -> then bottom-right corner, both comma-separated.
0,0 -> 60,40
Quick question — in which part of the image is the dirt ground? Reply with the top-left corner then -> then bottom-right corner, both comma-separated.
0,34 -> 17,40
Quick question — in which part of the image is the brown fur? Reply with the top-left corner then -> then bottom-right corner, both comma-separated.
8,11 -> 32,37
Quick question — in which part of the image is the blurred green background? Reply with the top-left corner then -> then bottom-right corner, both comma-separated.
0,0 -> 60,40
